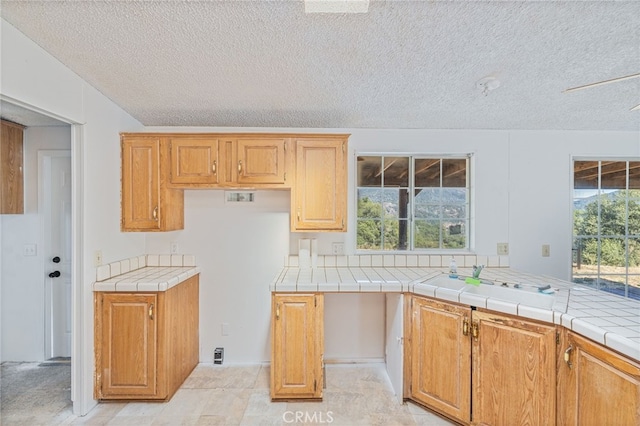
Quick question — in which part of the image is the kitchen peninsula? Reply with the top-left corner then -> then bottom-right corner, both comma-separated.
270,253 -> 640,425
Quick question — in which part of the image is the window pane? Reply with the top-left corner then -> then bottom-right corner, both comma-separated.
383,219 -> 409,250
601,161 -> 627,190
415,159 -> 440,187
383,188 -> 409,219
629,162 -> 640,189
443,204 -> 466,220
357,156 -> 382,187
443,188 -> 467,204
414,188 -> 441,219
574,161 -> 599,189
598,275 -> 627,296
629,200 -> 640,236
414,220 -> 440,249
443,221 -> 466,249
357,189 -> 382,219
442,159 -> 467,187
629,238 -> 640,269
357,219 -> 382,250
384,157 -> 409,187
599,194 -> 625,236
573,237 -> 598,268
600,237 -> 626,267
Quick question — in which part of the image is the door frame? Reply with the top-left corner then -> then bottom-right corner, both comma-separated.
39,149 -> 72,359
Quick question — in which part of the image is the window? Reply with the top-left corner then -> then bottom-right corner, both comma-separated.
356,155 -> 469,251
573,160 -> 640,299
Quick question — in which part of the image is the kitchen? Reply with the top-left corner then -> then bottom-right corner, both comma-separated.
1,1 -> 639,425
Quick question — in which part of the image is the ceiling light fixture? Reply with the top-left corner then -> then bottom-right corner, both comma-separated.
563,72 -> 640,112
476,76 -> 500,96
304,0 -> 369,14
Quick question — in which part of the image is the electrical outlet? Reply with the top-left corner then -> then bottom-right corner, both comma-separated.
542,244 -> 550,257
221,323 -> 229,336
23,243 -> 37,256
170,242 -> 179,254
94,250 -> 103,267
497,243 -> 509,255
332,242 -> 344,255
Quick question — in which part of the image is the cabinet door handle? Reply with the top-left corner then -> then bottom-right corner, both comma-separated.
471,321 -> 479,341
152,206 -> 158,221
276,303 -> 280,320
238,160 -> 242,174
564,345 -> 573,369
148,303 -> 154,320
212,160 -> 217,174
297,210 -> 301,221
463,317 -> 469,336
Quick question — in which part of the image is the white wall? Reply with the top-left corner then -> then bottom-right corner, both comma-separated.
1,126 -> 70,361
145,126 -> 638,364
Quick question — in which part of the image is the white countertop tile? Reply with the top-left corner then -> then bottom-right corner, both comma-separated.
270,264 -> 640,361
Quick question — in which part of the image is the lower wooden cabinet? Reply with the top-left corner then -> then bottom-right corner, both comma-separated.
557,330 -> 640,426
406,295 -> 556,425
271,293 -> 324,400
407,296 -> 471,423
472,310 -> 556,426
94,275 -> 199,400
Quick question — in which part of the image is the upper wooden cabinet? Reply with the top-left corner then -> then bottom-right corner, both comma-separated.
292,137 -> 347,232
1,120 -> 24,214
168,137 -> 219,185
557,330 -> 640,426
219,137 -> 290,187
121,135 -> 184,231
121,132 -> 348,232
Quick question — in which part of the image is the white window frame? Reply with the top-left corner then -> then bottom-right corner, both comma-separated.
354,152 -> 472,253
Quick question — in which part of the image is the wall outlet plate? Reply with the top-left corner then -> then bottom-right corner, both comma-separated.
542,244 -> 550,257
94,250 -> 103,267
497,243 -> 509,255
332,242 -> 344,255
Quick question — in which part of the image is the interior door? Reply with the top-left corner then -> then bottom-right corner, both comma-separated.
44,151 -> 72,358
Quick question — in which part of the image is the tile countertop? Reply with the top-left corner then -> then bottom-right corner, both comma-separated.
93,254 -> 200,292
271,265 -> 640,362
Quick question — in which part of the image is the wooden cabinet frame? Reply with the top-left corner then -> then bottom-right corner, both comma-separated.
557,329 -> 640,426
271,293 -> 324,400
94,275 -> 199,400
1,119 -> 24,214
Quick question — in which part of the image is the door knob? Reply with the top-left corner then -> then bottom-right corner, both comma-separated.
49,271 -> 61,278
52,256 -> 61,263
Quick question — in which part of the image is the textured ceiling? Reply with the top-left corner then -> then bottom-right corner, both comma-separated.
1,0 -> 639,131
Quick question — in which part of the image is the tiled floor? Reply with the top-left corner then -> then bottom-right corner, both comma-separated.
1,362 -> 456,425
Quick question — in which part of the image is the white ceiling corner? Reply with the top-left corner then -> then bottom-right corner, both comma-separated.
1,0 -> 639,131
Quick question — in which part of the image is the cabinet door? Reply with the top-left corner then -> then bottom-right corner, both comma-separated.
237,138 -> 288,185
409,296 -> 471,423
122,137 -> 161,230
121,136 -> 183,231
558,330 -> 640,426
169,137 -> 219,185
292,138 -> 347,231
271,294 -> 323,400
471,310 -> 556,426
1,120 -> 24,214
96,293 -> 160,399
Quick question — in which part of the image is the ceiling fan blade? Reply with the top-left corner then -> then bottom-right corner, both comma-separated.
631,104 -> 640,111
563,72 -> 640,93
